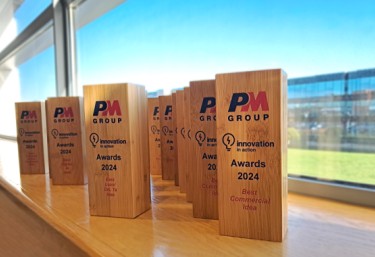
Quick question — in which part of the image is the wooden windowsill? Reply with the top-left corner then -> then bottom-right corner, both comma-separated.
1,139 -> 375,257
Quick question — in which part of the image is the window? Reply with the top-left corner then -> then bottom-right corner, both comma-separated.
1,0 -> 374,206
0,0 -> 51,52
0,45 -> 55,137
0,0 -> 54,137
288,71 -> 375,188
73,0 -> 375,205
18,46 -> 55,101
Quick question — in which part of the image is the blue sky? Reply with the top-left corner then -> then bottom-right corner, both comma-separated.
15,0 -> 50,33
15,0 -> 375,97
15,0 -> 53,101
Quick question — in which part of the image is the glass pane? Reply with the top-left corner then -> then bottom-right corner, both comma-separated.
0,0 -> 51,52
288,72 -> 375,187
0,45 -> 56,136
18,46 -> 56,101
74,0 -> 375,188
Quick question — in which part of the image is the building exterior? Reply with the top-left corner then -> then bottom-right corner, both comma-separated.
288,68 -> 375,152
147,89 -> 164,98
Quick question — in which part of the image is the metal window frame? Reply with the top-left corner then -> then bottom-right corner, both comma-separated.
0,6 -> 53,65
0,0 -> 374,208
53,0 -> 77,96
0,1 -> 78,138
0,0 -> 107,99
289,177 -> 375,207
0,6 -> 53,69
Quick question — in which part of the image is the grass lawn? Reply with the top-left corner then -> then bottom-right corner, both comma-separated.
288,148 -> 375,186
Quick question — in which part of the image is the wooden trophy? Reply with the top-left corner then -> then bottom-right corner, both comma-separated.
15,102 -> 45,174
172,92 -> 179,186
84,83 -> 150,218
183,87 -> 193,202
147,98 -> 162,175
190,80 -> 218,219
159,95 -> 177,181
176,90 -> 186,192
45,97 -> 87,185
216,69 -> 288,241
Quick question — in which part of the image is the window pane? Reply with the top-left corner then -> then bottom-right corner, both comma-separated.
74,0 -> 375,188
0,45 -> 56,136
18,46 -> 56,101
0,0 -> 51,52
288,71 -> 375,187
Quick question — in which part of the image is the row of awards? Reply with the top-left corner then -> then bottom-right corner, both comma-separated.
15,69 -> 288,242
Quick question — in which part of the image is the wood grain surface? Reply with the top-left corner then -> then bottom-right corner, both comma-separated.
83,83 -> 150,218
183,87 -> 193,202
190,80 -> 218,219
1,137 -> 374,257
45,97 -> 87,185
172,92 -> 179,186
175,90 -> 186,192
216,69 -> 288,241
15,102 -> 45,174
0,186 -> 89,257
147,98 -> 162,175
159,95 -> 177,180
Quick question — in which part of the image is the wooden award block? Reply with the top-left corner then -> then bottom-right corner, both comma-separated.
15,102 -> 45,174
83,83 -> 150,218
147,98 -> 162,175
159,95 -> 177,180
216,69 -> 288,241
176,90 -> 186,192
172,92 -> 179,186
190,80 -> 218,219
183,87 -> 193,202
45,97 -> 87,185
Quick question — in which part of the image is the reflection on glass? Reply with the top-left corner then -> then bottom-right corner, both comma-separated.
288,69 -> 375,186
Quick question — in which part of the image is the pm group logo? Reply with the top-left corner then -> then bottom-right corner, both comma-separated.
162,105 -> 172,121
227,91 -> 269,122
20,110 -> 38,124
199,97 -> 216,121
54,107 -> 74,123
152,106 -> 160,121
92,100 -> 122,124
